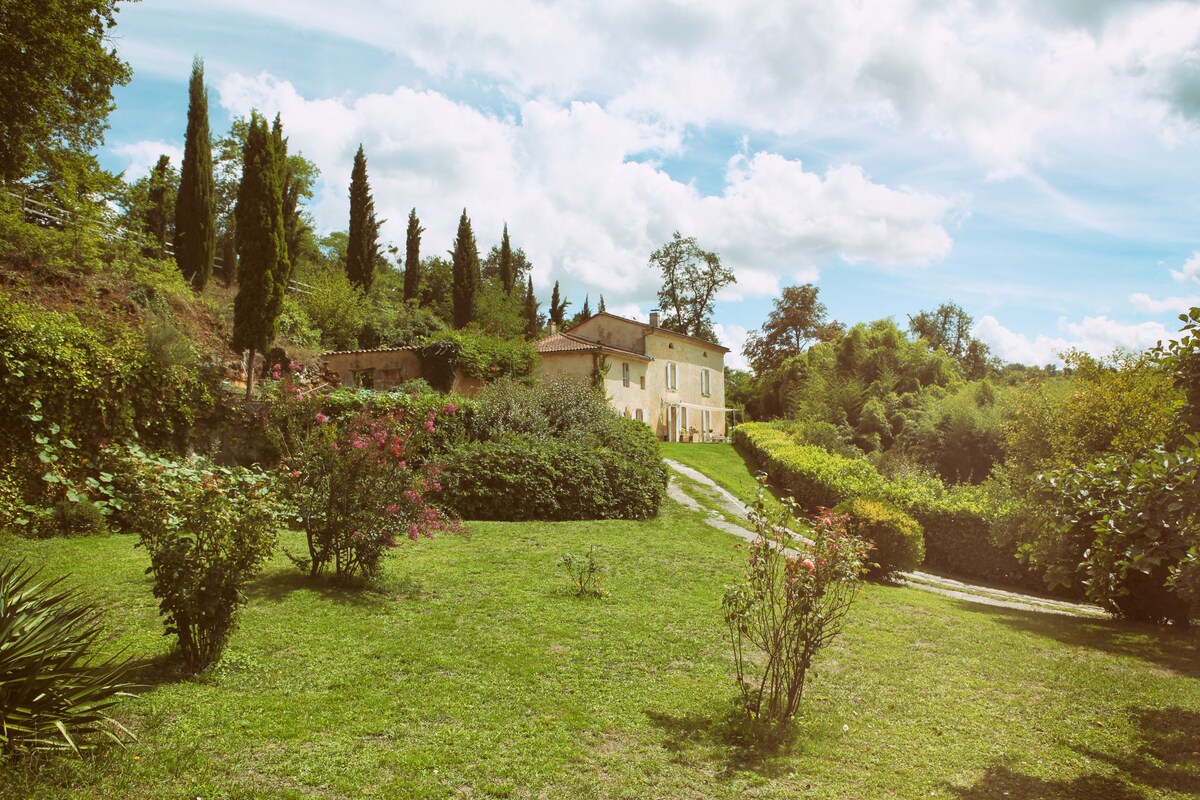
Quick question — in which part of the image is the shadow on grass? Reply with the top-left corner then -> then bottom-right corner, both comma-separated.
248,568 -> 425,607
645,704 -> 839,779
946,599 -> 1200,678
946,706 -> 1200,799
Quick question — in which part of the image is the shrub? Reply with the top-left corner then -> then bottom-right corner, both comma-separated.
834,497 -> 924,580
117,447 -> 281,673
722,498 -> 869,728
439,378 -> 666,521
273,392 -> 463,584
558,546 -> 607,598
0,561 -> 135,756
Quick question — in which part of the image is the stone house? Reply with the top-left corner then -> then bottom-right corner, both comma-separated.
536,311 -> 732,441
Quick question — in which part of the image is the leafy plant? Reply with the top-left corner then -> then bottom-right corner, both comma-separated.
272,384 -> 463,584
833,496 -> 924,581
558,546 -> 607,598
116,447 -> 281,672
0,561 -> 135,757
722,495 -> 869,728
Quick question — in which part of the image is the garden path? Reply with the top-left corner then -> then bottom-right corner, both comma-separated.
664,458 -> 1107,619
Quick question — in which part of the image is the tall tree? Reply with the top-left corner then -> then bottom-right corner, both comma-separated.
548,280 -> 570,327
597,295 -> 606,314
271,114 -> 306,267
232,112 -> 289,400
174,57 -> 216,290
143,154 -> 175,258
0,0 -> 132,183
908,302 -> 996,380
451,209 -> 481,328
498,223 -> 515,294
346,144 -> 379,292
649,231 -> 735,341
524,276 -> 542,338
742,284 -> 844,374
404,208 -> 423,301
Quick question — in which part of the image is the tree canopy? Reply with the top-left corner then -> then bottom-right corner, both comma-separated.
346,144 -> 379,292
174,57 -> 215,290
451,209 -> 480,328
649,231 -> 734,342
742,284 -> 844,374
404,208 -> 423,301
0,0 -> 132,184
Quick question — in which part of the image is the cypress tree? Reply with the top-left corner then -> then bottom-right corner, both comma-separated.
144,154 -> 173,258
404,207 -> 423,301
272,114 -> 303,267
232,112 -> 289,400
451,208 -> 480,328
549,280 -> 570,327
597,294 -> 606,314
499,223 -> 514,294
524,276 -> 540,338
346,144 -> 378,292
580,294 -> 591,321
174,56 -> 215,290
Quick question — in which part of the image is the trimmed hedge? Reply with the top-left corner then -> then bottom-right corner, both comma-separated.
734,422 -> 1040,588
440,419 -> 667,521
833,497 -> 924,580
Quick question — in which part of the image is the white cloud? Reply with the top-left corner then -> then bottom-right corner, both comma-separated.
713,323 -> 750,371
1129,292 -> 1200,313
975,313 -> 1173,365
1172,251 -> 1200,283
215,73 -> 956,307
110,140 -> 185,181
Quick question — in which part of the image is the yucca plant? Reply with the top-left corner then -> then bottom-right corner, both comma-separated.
0,561 -> 136,757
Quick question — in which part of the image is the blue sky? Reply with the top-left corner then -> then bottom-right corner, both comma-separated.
97,0 -> 1200,368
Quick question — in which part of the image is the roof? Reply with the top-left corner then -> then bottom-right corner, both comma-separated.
320,346 -> 418,357
536,331 -> 654,361
567,312 -> 730,353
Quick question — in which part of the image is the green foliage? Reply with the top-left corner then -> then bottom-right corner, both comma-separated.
346,145 -> 378,292
270,389 -> 462,583
0,561 -> 134,756
418,255 -> 454,325
0,0 -> 132,183
451,209 -> 480,328
233,111 -> 290,393
417,328 -> 538,388
893,380 -> 1005,484
558,546 -> 607,598
908,302 -> 998,380
117,447 -> 280,672
1038,437 -> 1199,623
649,231 -> 734,341
473,281 -> 528,339
297,266 -> 367,350
1156,306 -> 1200,436
548,280 -> 568,327
742,284 -> 843,374
834,497 -> 924,580
441,379 -> 667,521
403,208 -> 423,301
723,498 -> 868,728
174,57 -> 215,290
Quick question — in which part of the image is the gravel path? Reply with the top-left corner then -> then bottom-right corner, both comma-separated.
664,458 -> 1107,619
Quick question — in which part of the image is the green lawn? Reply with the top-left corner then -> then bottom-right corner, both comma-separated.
661,441 -> 785,516
3,500 -> 1199,799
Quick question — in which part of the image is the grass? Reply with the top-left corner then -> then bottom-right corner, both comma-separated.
3,498 -> 1199,799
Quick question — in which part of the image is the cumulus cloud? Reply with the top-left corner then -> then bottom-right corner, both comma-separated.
111,140 -> 185,182
216,73 -> 956,306
713,323 -> 750,371
181,0 -> 1200,176
1172,251 -> 1200,283
1129,292 -> 1200,313
975,313 -> 1173,365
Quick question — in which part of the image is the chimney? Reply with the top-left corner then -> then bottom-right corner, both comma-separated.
549,321 -> 557,335
649,309 -> 659,328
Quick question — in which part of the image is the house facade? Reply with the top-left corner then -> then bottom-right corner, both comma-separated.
536,312 -> 730,441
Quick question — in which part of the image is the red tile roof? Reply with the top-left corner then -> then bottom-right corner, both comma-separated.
536,331 -> 653,361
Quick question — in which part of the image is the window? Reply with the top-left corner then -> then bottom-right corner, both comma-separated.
622,362 -> 630,387
665,362 -> 677,390
701,368 -> 711,397
639,374 -> 646,390
635,408 -> 644,422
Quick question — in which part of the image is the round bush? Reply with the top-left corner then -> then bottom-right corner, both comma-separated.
834,497 -> 924,580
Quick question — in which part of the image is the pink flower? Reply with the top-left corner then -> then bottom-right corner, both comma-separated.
408,524 -> 420,541
289,362 -> 301,371
442,403 -> 457,414
384,503 -> 400,515
315,413 -> 328,424
424,420 -> 435,433
803,558 -> 815,574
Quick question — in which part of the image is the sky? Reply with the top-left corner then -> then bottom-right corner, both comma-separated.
96,0 -> 1200,369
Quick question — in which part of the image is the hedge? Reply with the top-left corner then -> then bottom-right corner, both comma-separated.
734,422 -> 1040,588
